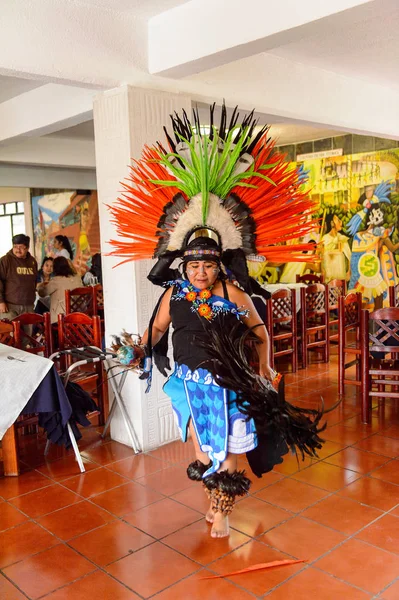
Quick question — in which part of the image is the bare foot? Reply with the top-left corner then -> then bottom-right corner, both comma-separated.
205,503 -> 215,524
211,512 -> 229,538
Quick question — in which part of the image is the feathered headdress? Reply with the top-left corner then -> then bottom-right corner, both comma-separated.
108,103 -> 318,266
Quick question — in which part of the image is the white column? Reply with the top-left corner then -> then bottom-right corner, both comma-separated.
93,86 -> 192,451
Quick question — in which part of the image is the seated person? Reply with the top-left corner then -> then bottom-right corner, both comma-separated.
37,257 -> 82,323
35,256 -> 53,315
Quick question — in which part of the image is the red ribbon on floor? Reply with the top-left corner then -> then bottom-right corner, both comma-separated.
201,559 -> 307,579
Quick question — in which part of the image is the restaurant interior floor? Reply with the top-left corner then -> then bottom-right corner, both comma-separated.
1,349 -> 399,600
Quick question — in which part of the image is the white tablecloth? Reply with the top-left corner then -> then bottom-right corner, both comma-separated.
0,344 -> 52,439
262,283 -> 306,313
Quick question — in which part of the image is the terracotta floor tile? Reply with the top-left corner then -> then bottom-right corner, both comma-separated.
69,520 -> 153,565
163,519 -> 250,565
302,495 -> 383,535
0,574 -> 26,600
325,447 -> 390,474
61,466 -> 128,497
9,483 -> 81,518
108,454 -> 168,479
315,538 -> 399,594
229,495 -> 291,537
267,566 -> 370,599
124,497 -> 201,538
3,544 -> 95,599
292,461 -> 361,491
371,460 -> 399,485
106,541 -> 199,598
209,539 -> 304,596
272,452 -> 314,475
153,569 -> 256,600
255,478 -> 329,513
323,423 -> 371,445
355,434 -> 399,458
356,514 -> 399,554
338,476 -> 399,510
171,485 -> 211,513
390,506 -> 399,517
147,439 -> 195,464
81,441 -> 137,465
261,516 -> 345,561
382,424 -> 399,439
0,502 -> 28,531
135,465 -> 195,496
0,470 -> 51,499
91,481 -> 164,516
43,570 -> 141,600
380,578 -> 399,600
0,521 -> 57,568
36,455 -> 98,481
247,470 -> 284,492
37,499 -> 115,540
312,440 -> 346,460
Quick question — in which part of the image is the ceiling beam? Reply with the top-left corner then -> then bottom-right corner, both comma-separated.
149,0 -> 374,77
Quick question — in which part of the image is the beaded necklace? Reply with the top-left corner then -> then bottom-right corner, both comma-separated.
185,283 -> 215,320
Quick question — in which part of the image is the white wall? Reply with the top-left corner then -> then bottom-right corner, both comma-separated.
0,187 -> 32,256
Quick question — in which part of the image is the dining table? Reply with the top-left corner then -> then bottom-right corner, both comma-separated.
0,343 -> 73,476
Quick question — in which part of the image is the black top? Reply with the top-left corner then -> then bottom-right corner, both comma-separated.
170,280 -> 241,370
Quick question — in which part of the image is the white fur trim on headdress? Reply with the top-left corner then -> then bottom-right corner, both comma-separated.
167,193 -> 243,252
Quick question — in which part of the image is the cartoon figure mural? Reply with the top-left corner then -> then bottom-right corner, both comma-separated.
346,182 -> 399,308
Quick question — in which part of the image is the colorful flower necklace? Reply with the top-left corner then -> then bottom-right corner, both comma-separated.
185,283 -> 215,320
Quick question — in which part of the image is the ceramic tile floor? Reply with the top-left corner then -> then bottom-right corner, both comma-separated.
1,353 -> 399,599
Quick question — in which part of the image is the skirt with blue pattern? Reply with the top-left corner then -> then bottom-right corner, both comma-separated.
163,364 -> 257,477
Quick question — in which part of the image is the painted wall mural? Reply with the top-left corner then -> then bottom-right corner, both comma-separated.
32,190 -> 100,275
256,148 -> 399,308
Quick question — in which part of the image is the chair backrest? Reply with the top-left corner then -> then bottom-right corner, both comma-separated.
0,319 -> 21,347
65,286 -> 98,316
267,288 -> 296,326
328,279 -> 346,309
389,284 -> 399,308
296,273 -> 324,285
58,312 -> 102,349
362,307 -> 399,355
13,312 -> 52,357
304,283 -> 328,316
339,292 -> 362,333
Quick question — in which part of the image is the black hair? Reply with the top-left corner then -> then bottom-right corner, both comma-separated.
12,233 -> 30,247
55,235 -> 74,260
325,213 -> 334,233
53,256 -> 75,277
40,256 -> 53,269
89,253 -> 102,284
182,236 -> 221,265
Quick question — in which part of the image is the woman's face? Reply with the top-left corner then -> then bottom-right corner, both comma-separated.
54,238 -> 61,250
43,260 -> 53,275
186,260 -> 219,289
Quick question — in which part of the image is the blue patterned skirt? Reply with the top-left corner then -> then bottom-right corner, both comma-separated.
163,364 -> 257,477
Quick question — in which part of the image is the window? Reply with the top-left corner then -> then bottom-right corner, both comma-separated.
0,201 -> 25,257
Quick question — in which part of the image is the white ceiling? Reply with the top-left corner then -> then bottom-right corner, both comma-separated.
46,120 -> 95,141
270,0 -> 399,90
0,75 -> 44,103
74,0 -> 190,17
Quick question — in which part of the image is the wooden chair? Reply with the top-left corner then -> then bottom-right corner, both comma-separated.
328,279 -> 346,342
296,273 -> 324,285
389,284 -> 399,308
0,319 -> 21,347
65,286 -> 99,316
57,312 -> 106,424
267,288 -> 297,373
338,292 -> 362,395
299,283 -> 330,368
13,312 -> 52,357
360,307 -> 399,423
